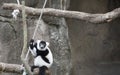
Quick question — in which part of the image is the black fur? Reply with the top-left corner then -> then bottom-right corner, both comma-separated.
30,40 -> 50,63
40,41 -> 46,49
39,66 -> 48,75
36,49 -> 49,56
29,39 -> 50,75
34,42 -> 50,64
31,66 -> 48,75
29,39 -> 34,50
31,65 -> 39,72
41,56 -> 50,64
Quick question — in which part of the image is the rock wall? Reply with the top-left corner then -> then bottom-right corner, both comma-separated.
67,0 -> 120,75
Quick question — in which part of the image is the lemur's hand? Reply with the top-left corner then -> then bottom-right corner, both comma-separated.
30,39 -> 34,43
29,39 -> 34,49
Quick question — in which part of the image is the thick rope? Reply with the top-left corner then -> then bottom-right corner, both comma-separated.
32,0 -> 48,39
25,0 -> 48,60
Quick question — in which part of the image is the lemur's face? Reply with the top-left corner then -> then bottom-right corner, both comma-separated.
37,40 -> 49,50
39,41 -> 46,49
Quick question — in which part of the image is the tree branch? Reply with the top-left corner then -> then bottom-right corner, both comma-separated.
0,62 -> 50,75
0,62 -> 22,73
0,16 -> 12,23
2,3 -> 120,23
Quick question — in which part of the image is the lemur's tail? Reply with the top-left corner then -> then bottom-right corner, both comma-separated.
39,66 -> 48,75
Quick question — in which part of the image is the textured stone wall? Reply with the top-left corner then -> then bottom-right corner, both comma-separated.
68,0 -> 120,75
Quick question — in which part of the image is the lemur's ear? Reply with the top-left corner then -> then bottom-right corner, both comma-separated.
46,42 -> 49,46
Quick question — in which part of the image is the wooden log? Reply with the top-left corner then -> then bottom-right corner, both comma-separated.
2,3 -> 120,23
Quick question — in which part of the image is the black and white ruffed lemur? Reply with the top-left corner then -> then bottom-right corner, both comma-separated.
29,39 -> 53,75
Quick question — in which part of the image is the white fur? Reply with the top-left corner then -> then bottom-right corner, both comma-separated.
29,40 -> 53,68
29,47 -> 37,57
46,42 -> 49,46
34,47 -> 53,68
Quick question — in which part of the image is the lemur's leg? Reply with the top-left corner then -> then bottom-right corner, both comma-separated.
31,65 -> 39,72
39,66 -> 48,75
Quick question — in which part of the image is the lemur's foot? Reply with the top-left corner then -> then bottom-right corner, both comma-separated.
31,66 -> 39,72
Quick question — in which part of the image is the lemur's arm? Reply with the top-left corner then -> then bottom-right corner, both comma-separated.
41,56 -> 50,64
29,39 -> 37,57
